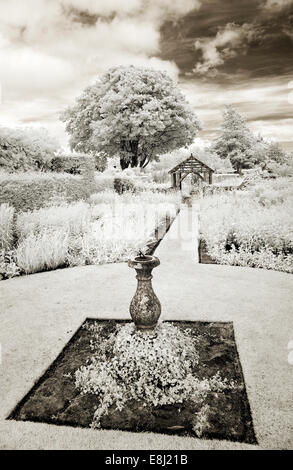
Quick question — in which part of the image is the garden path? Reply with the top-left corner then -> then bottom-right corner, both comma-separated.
0,202 -> 292,449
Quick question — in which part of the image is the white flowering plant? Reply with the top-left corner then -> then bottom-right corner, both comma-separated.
200,178 -> 293,273
75,322 -> 236,432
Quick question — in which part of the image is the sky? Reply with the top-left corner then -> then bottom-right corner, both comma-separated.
0,0 -> 292,150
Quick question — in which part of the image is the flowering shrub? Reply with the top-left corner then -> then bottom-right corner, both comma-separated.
67,231 -> 146,266
67,192 -> 179,266
75,322 -> 235,430
0,250 -> 20,280
200,178 -> 293,273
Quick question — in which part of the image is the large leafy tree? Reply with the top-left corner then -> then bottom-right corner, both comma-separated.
213,106 -> 256,174
0,126 -> 60,172
61,65 -> 201,170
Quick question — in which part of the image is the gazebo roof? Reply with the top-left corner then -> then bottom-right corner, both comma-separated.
168,154 -> 214,174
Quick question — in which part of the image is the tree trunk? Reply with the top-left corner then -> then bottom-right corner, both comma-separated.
120,140 -> 140,170
120,157 -> 130,170
139,156 -> 148,168
131,154 -> 138,168
141,159 -> 149,168
236,163 -> 243,175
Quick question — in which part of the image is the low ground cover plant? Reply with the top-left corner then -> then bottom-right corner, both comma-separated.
199,177 -> 293,273
75,321 -> 236,433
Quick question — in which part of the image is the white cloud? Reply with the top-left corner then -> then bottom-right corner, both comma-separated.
193,23 -> 258,75
262,0 -> 293,11
180,77 -> 293,147
0,47 -> 75,97
252,119 -> 293,143
0,0 -> 199,141
61,0 -> 201,20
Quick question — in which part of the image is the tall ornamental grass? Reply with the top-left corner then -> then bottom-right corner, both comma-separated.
0,204 -> 15,250
4,188 -> 181,276
89,189 -> 180,207
16,202 -> 93,240
16,230 -> 69,274
68,190 -> 180,266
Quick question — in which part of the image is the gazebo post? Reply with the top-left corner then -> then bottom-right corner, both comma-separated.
171,173 -> 176,188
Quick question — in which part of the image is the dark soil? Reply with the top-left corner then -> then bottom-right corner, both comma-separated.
145,208 -> 180,255
8,319 -> 257,444
198,239 -> 216,264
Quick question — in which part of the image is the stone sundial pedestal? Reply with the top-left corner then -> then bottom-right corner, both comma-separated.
128,255 -> 161,330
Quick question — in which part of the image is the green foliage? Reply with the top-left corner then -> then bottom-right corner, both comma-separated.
213,107 -> 256,173
61,65 -> 201,170
0,126 -> 60,172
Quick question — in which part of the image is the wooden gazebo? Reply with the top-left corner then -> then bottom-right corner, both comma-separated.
169,154 -> 214,189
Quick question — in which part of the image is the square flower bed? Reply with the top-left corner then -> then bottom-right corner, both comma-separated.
9,319 -> 256,444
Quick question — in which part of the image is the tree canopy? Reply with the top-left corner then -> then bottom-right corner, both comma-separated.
213,106 -> 256,173
266,142 -> 287,164
0,126 -> 60,172
61,65 -> 201,170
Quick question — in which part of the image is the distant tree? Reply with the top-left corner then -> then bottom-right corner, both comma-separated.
252,134 -> 270,169
213,106 -> 256,174
61,65 -> 201,170
252,138 -> 289,171
94,152 -> 107,172
188,143 -> 233,173
0,126 -> 60,172
266,142 -> 287,165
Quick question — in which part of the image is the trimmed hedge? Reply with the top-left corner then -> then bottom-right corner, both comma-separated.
94,175 -> 114,192
0,172 -> 97,212
113,177 -> 136,194
51,153 -> 107,174
51,155 -> 81,174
